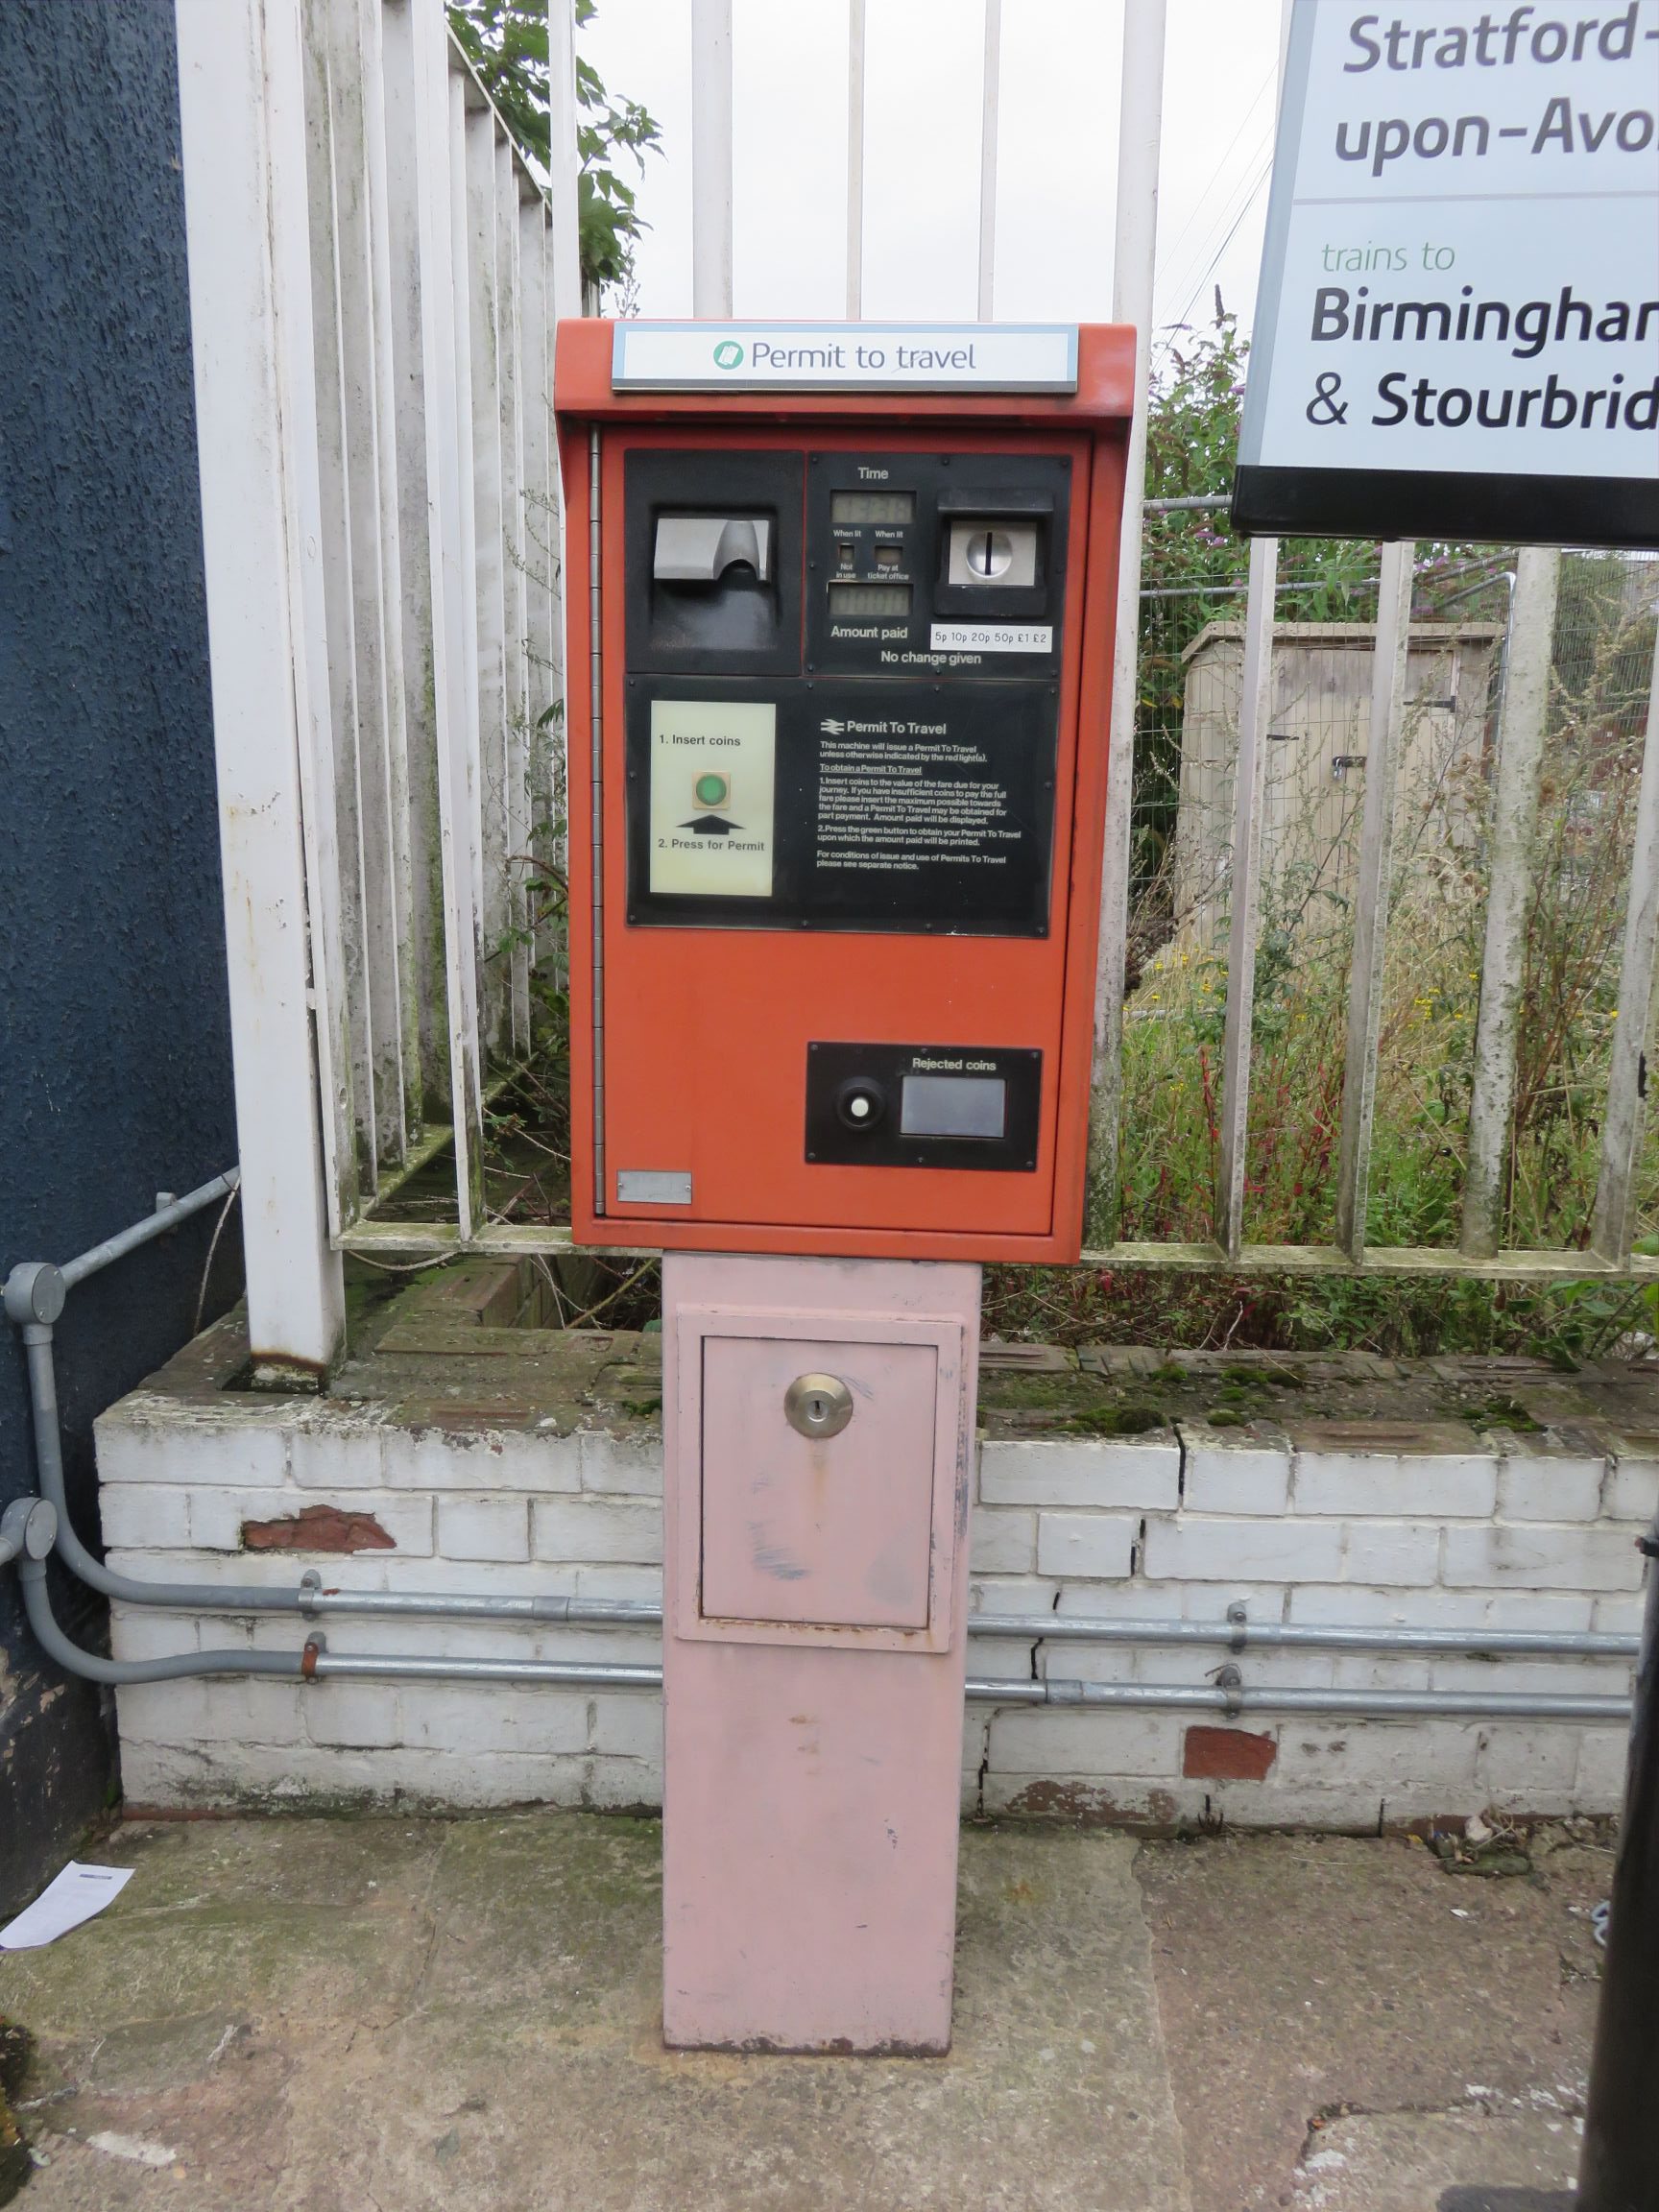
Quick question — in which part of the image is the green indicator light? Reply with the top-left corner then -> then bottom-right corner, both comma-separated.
694,773 -> 729,807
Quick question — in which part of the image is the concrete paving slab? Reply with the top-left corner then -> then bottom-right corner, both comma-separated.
1141,1827 -> 1605,2212
1289,2108 -> 1578,2210
1,1815 -> 1190,2212
0,1818 -> 442,2040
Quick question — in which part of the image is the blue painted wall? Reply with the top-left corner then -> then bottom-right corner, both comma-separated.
0,0 -> 240,1913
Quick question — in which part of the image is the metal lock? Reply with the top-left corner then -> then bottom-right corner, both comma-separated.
783,1372 -> 854,1439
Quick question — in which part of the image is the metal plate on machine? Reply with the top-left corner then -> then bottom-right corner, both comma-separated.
805,1042 -> 1043,1171
627,679 -> 1059,936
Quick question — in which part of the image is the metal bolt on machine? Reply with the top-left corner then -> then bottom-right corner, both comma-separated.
556,317 -> 1135,2053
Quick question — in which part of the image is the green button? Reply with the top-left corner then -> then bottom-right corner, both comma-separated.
694,773 -> 729,807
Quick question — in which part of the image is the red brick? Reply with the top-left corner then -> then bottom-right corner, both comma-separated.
242,1503 -> 395,1553
1182,1726 -> 1277,1782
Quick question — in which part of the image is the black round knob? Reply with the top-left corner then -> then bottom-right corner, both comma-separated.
834,1078 -> 886,1133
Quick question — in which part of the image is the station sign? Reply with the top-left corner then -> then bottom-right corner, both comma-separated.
1233,0 -> 1659,545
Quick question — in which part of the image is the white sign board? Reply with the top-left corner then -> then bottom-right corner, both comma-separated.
613,322 -> 1078,395
1235,0 -> 1659,544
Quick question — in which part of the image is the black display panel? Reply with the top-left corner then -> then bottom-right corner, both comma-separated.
827,580 -> 912,620
625,675 -> 1059,936
807,450 -> 1070,678
830,490 -> 916,526
805,1042 -> 1042,1171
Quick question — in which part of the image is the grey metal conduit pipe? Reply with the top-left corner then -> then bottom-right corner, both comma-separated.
12,1342 -> 1647,1660
3,1167 -> 1643,1674
968,1612 -> 1640,1659
17,1322 -> 301,1615
61,1170 -> 240,1288
17,1318 -> 655,1623
10,1503 -> 302,1686
12,1314 -> 1641,1660
10,1314 -> 1645,1660
4,1518 -> 1635,1720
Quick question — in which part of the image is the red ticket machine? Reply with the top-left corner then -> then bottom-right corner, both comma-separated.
557,319 -> 1134,2050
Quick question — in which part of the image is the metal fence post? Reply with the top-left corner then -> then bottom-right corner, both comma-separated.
691,0 -> 733,319
1334,539 -> 1415,1262
845,0 -> 865,320
976,0 -> 1001,323
1461,545 -> 1561,1260
1086,0 -> 1168,1238
1592,616 -> 1659,1265
1216,535 -> 1280,1257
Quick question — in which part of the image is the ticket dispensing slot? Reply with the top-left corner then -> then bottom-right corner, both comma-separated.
653,516 -> 773,585
626,448 -> 803,675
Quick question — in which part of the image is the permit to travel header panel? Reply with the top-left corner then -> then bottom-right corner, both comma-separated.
1233,0 -> 1659,546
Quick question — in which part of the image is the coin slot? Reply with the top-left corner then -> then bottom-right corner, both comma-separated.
946,518 -> 1039,589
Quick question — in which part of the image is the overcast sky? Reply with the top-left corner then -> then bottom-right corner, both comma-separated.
579,0 -> 1286,355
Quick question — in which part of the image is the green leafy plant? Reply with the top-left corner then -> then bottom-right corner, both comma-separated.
445,0 -> 661,299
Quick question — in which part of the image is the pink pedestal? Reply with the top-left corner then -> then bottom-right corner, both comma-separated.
661,1253 -> 981,2054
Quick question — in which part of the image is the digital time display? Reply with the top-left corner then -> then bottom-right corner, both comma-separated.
830,491 -> 915,526
827,582 -> 912,620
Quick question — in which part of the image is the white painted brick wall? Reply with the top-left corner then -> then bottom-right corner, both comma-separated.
1182,1427 -> 1290,1515
969,1507 -> 1037,1575
1287,1584 -> 1595,1632
1035,1512 -> 1137,1579
1494,1438 -> 1605,1524
1441,1522 -> 1645,1592
91,1392 -> 1647,1829
435,1495 -> 531,1563
288,1418 -> 388,1491
189,1489 -> 436,1556
96,1409 -> 288,1487
381,1427 -> 585,1492
1602,1446 -> 1659,1523
1291,1434 -> 1498,1518
531,1496 -> 662,1566
98,1484 -> 193,1551
979,1437 -> 1179,1510
578,1431 -> 662,1496
987,1710 -> 1184,1778
1142,1516 -> 1344,1582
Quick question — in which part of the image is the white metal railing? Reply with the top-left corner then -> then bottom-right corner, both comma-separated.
177,0 -> 578,1368
177,1 -> 1659,1374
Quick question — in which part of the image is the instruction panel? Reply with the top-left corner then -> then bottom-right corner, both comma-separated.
627,681 -> 1058,935
647,699 -> 777,898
